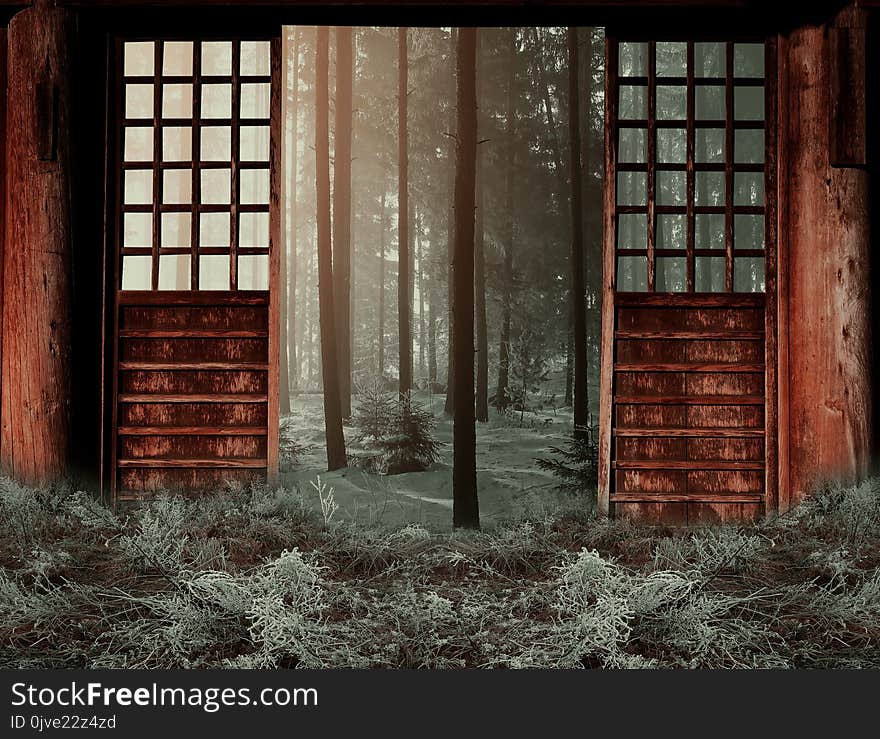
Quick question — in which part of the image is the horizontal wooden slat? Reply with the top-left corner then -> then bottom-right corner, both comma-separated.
613,460 -> 764,471
614,427 -> 764,438
118,426 -> 268,436
118,393 -> 268,404
117,458 -> 268,469
120,329 -> 269,338
614,292 -> 765,308
611,494 -> 763,504
615,363 -> 764,373
117,291 -> 269,306
119,362 -> 269,371
615,330 -> 764,340
615,395 -> 764,405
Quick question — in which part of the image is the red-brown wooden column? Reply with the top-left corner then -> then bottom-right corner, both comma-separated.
781,3 -> 873,510
1,0 -> 75,484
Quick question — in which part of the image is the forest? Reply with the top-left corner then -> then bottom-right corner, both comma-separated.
271,26 -> 605,530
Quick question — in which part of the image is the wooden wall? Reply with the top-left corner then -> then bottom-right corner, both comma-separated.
779,3 -> 874,510
0,0 -> 76,485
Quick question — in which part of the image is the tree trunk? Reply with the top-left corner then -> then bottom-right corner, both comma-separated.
444,27 -> 457,416
378,190 -> 386,377
333,26 -> 353,418
417,211 -> 426,379
582,27 -> 599,422
568,28 -> 588,432
427,207 -> 438,386
288,28 -> 301,393
495,28 -> 516,413
315,26 -> 346,471
452,27 -> 480,531
278,28 -> 294,415
1,0 -> 75,485
474,111 -> 489,423
398,28 -> 411,399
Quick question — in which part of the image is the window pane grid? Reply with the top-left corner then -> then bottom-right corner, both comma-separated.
120,38 -> 272,292
612,38 -> 767,294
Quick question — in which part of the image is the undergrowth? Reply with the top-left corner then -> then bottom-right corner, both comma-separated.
1,476 -> 880,668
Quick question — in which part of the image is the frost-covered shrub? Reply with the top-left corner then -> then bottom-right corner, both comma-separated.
352,386 -> 441,474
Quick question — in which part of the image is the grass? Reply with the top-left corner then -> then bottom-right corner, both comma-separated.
1,475 -> 880,668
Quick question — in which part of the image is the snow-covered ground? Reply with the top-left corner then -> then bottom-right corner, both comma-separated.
281,384 -> 581,530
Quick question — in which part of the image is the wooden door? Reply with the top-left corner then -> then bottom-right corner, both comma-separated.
599,38 -> 777,524
107,37 -> 281,503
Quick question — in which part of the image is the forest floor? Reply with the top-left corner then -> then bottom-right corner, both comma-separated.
282,382 -> 587,530
2,474 -> 879,668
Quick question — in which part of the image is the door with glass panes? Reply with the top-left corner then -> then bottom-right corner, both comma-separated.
108,37 -> 280,502
599,37 -> 777,524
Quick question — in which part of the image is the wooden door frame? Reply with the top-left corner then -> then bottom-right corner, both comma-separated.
599,34 -> 779,519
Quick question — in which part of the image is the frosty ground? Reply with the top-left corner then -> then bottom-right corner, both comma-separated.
282,384 -> 583,529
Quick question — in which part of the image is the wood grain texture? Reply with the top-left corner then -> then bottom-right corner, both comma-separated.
783,7 -> 873,509
1,1 -> 76,484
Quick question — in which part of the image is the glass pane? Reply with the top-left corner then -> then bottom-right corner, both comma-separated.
656,214 -> 686,249
163,126 -> 192,161
734,86 -> 764,120
656,257 -> 687,292
657,128 -> 686,163
618,128 -> 646,163
617,256 -> 647,291
162,42 -> 193,76
695,42 -> 724,78
240,212 -> 270,247
617,172 -> 646,206
202,84 -> 232,119
734,44 -> 764,78
240,169 -> 270,205
124,213 -> 152,248
161,212 -> 191,247
125,42 -> 155,77
201,169 -> 231,204
238,254 -> 269,289
734,172 -> 764,206
617,213 -> 647,250
240,126 -> 270,161
202,41 -> 232,76
656,42 -> 686,77
656,85 -> 686,120
696,128 -> 725,163
124,127 -> 153,161
619,85 -> 647,119
121,255 -> 152,290
162,84 -> 192,118
734,257 -> 765,292
163,169 -> 192,204
125,85 -> 154,119
619,42 -> 647,77
695,256 -> 726,292
241,83 -> 271,119
124,170 -> 152,204
241,41 -> 271,76
734,214 -> 764,250
158,254 -> 191,290
201,126 -> 232,161
735,129 -> 764,164
695,85 -> 725,120
695,172 -> 725,206
696,213 -> 725,249
200,213 -> 231,248
657,171 -> 686,206
199,254 -> 231,290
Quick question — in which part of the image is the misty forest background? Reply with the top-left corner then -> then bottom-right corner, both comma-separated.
282,26 -> 602,409
275,26 -> 605,529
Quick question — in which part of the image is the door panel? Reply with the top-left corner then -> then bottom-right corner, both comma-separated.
108,37 -> 280,502
599,37 -> 777,524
